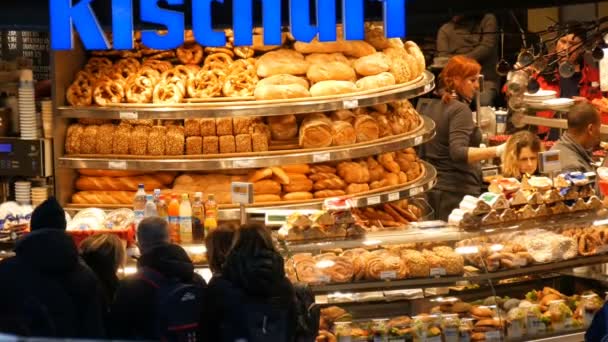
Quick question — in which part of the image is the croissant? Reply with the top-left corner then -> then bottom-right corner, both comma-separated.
378,152 -> 401,173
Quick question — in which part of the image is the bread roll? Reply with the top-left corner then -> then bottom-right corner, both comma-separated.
257,74 -> 309,89
235,134 -> 252,152
200,118 -> 216,136
314,190 -> 346,199
281,164 -> 311,174
165,125 -> 185,155
148,126 -> 167,156
130,125 -> 149,155
219,135 -> 236,154
65,124 -> 85,154
313,178 -> 347,190
253,179 -> 282,195
305,53 -> 349,65
216,118 -> 233,136
271,166 -> 290,184
356,72 -> 396,91
252,133 -> 269,152
331,121 -> 356,146
306,62 -> 356,84
342,40 -> 377,58
354,115 -> 380,142
353,52 -> 391,76
184,119 -> 201,137
72,191 -> 135,205
256,49 -> 309,77
299,115 -> 333,149
371,113 -> 392,137
112,123 -> 131,154
405,41 -> 426,78
337,161 -> 370,183
268,115 -> 298,140
309,80 -> 357,97
233,117 -> 253,135
81,125 -> 99,154
331,110 -> 356,124
346,183 -> 370,195
365,25 -> 390,50
254,84 -> 310,100
283,192 -> 314,201
186,136 -> 203,155
283,176 -> 313,193
384,47 -> 412,83
203,136 -> 219,154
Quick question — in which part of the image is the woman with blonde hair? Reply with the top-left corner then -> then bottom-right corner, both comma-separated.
501,131 -> 543,179
420,55 -> 506,220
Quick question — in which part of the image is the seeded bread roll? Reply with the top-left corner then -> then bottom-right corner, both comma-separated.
252,133 -> 269,152
81,125 -> 99,154
203,136 -> 219,154
200,118 -> 216,136
233,117 -> 253,135
219,135 -> 235,154
235,134 -> 252,153
112,123 -> 132,154
186,136 -> 203,155
216,118 -> 233,136
148,126 -> 167,156
165,125 -> 185,155
184,119 -> 201,137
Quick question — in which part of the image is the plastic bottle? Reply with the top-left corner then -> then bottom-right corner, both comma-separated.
153,189 -> 161,205
144,194 -> 157,217
157,194 -> 168,221
168,194 -> 180,243
133,184 -> 146,227
191,192 -> 205,243
179,193 -> 193,244
204,193 -> 218,234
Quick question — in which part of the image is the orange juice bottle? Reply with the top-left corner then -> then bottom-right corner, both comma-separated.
168,194 -> 180,243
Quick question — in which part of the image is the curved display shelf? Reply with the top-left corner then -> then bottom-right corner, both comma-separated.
309,253 -> 608,294
57,71 -> 435,119
519,114 -> 608,135
57,117 -> 435,171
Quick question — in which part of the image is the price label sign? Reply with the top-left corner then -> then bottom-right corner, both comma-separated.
313,152 -> 331,163
388,192 -> 400,202
108,160 -> 127,170
410,187 -> 422,196
233,159 -> 256,169
414,136 -> 423,145
367,196 -> 380,205
231,182 -> 254,205
539,150 -> 561,174
119,111 -> 138,120
343,99 -> 359,109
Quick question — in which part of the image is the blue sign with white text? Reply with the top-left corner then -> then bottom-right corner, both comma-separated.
50,0 -> 406,50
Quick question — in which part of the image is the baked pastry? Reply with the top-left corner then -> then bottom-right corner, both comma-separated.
356,72 -> 396,91
216,118 -> 233,136
184,119 -> 201,137
257,74 -> 309,89
314,255 -> 354,283
202,136 -> 219,154
219,135 -> 236,154
200,118 -> 216,136
186,136 -> 203,155
147,125 -> 167,156
331,110 -> 356,124
284,174 -> 314,192
309,80 -> 357,97
66,71 -> 95,106
256,49 -> 309,77
254,83 -> 310,100
331,121 -> 356,146
401,249 -> 430,278
222,59 -> 258,97
354,115 -> 380,142
165,125 -> 185,155
268,115 -> 298,140
235,134 -> 252,153
306,62 -> 356,84
337,162 -> 370,183
345,183 -> 370,194
299,115 -> 333,149
353,52 -> 391,76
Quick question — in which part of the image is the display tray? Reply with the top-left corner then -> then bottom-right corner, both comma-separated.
65,161 -> 437,221
57,116 -> 434,171
309,253 -> 608,294
57,71 -> 435,119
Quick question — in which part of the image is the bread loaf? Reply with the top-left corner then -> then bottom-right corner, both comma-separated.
353,52 -> 391,76
112,123 -> 131,154
313,178 -> 347,191
354,115 -> 380,142
75,175 -> 167,191
257,74 -> 309,89
254,194 -> 282,203
81,125 -> 99,154
200,118 -> 216,136
254,84 -> 310,100
356,72 -> 395,91
282,192 -> 314,201
216,118 -> 233,136
219,135 -> 236,154
130,125 -> 149,155
203,136 -> 219,154
65,124 -> 85,154
95,124 -> 115,154
252,133 -> 269,152
235,134 -> 252,153
305,53 -> 349,65
309,80 -> 357,97
253,179 -> 281,195
72,190 -> 135,205
299,114 -> 332,149
256,49 -> 309,77
233,117 -> 254,135
184,119 -> 201,137
165,125 -> 185,155
148,126 -> 167,156
186,136 -> 203,155
281,164 -> 311,174
306,62 -> 356,84
331,121 -> 356,146
268,115 -> 298,140
283,174 -> 313,193
331,110 -> 356,124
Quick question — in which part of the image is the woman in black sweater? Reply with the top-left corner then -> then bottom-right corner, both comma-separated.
420,55 -> 505,220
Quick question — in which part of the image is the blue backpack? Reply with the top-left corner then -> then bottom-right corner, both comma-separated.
139,267 -> 204,342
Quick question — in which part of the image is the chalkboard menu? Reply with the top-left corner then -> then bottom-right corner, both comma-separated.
0,31 -> 50,81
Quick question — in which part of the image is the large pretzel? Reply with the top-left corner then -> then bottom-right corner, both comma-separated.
177,43 -> 204,65
66,71 -> 95,106
84,57 -> 113,78
234,46 -> 255,59
113,58 -> 140,79
161,66 -> 192,95
143,59 -> 173,74
125,68 -> 160,103
187,69 -> 225,98
203,53 -> 233,70
93,76 -> 125,105
153,81 -> 183,104
221,59 -> 257,97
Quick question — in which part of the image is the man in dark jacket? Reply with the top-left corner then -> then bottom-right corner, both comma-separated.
0,197 -> 105,338
109,217 -> 206,340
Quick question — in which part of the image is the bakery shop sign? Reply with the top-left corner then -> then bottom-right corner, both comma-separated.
50,0 -> 406,50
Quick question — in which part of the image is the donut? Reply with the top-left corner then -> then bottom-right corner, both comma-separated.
187,69 -> 225,98
153,81 -> 183,104
177,43 -> 204,65
66,71 -> 95,106
93,76 -> 125,105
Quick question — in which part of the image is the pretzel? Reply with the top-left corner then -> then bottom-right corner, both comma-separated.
66,71 -> 95,106
187,69 -> 225,98
184,29 -> 196,43
234,46 -> 255,59
579,233 -> 602,256
204,47 -> 234,57
221,59 -> 258,97
184,64 -> 200,74
161,66 -> 192,96
125,68 -> 160,103
147,50 -> 176,60
177,43 -> 204,65
86,57 -> 112,69
113,58 -> 140,79
142,59 -> 173,73
203,53 -> 233,69
84,58 -> 113,78
93,76 -> 125,105
153,81 -> 183,104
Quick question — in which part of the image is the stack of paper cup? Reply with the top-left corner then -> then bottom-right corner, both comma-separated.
41,100 -> 53,138
15,181 -> 32,204
31,187 -> 49,207
18,70 -> 38,139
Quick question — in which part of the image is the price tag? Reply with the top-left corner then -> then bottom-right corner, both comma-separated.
108,161 -> 127,170
539,150 -> 561,174
485,330 -> 501,341
119,111 -> 138,120
317,275 -> 331,283
231,182 -> 254,205
410,187 -> 422,196
380,271 -> 397,280
343,99 -> 359,109
430,268 -> 446,277
367,196 -> 380,205
313,152 -> 331,163
388,192 -> 400,202
414,136 -> 423,145
233,159 -> 256,168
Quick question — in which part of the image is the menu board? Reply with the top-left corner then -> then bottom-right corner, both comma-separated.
0,31 -> 50,81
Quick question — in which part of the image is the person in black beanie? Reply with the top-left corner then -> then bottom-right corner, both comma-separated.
0,197 -> 105,338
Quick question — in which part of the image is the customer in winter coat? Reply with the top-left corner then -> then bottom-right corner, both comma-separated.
109,217 -> 206,340
0,197 -> 105,338
205,223 -> 236,275
205,223 -> 298,342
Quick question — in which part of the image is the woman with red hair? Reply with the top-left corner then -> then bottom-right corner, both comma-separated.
420,55 -> 506,220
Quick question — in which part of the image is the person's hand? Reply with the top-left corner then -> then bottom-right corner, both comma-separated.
495,143 -> 507,158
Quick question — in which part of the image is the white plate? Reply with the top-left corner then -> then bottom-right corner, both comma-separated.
524,89 -> 557,98
542,98 -> 575,106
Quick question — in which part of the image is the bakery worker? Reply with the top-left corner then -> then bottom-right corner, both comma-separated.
550,102 -> 601,173
0,197 -> 105,338
436,13 -> 499,106
420,55 -> 506,221
501,131 -> 543,179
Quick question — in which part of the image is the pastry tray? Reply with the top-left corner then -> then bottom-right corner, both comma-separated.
56,71 -> 435,119
57,116 -> 435,171
65,161 -> 437,221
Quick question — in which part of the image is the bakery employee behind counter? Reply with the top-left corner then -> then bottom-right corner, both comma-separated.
420,55 -> 505,221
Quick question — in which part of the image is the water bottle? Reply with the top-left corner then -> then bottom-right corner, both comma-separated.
153,188 -> 161,205
144,194 -> 157,217
133,184 -> 146,227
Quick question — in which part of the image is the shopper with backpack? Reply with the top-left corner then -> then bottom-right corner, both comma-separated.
205,223 -> 298,342
109,217 -> 206,341
0,198 -> 105,338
